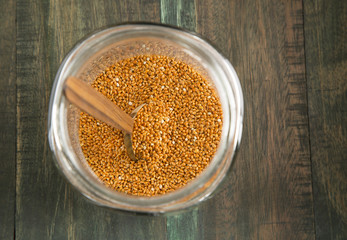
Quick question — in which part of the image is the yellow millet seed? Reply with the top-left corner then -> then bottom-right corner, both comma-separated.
79,55 -> 223,196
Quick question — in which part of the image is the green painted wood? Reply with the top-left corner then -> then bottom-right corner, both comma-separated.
195,0 -> 315,239
16,0 -> 166,239
304,0 -> 347,239
166,207 -> 200,240
0,0 -> 16,239
160,0 -> 196,31
160,1 -> 201,239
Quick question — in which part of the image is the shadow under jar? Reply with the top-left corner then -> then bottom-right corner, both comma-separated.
48,24 -> 243,214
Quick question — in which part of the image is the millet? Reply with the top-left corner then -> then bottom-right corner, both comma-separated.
79,55 -> 223,196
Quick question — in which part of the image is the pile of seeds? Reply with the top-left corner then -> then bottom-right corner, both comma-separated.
79,55 -> 223,196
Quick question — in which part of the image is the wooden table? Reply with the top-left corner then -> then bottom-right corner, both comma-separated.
1,0 -> 346,239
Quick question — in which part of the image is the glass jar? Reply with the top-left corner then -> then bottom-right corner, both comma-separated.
48,24 -> 243,214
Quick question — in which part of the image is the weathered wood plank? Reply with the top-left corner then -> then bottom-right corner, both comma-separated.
16,0 -> 166,239
166,208 -> 201,240
304,0 -> 347,239
160,0 -> 196,32
0,0 -> 16,239
159,1 -> 202,239
195,0 -> 315,239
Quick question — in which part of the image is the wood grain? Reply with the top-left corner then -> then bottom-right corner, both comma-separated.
16,0 -> 166,239
304,0 -> 347,239
195,0 -> 315,239
160,0 -> 196,32
159,1 -> 202,239
0,0 -> 16,239
7,0 -> 346,239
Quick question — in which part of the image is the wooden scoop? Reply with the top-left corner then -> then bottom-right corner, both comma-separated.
64,76 -> 144,161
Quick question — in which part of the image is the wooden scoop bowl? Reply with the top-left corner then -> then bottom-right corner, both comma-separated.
63,76 -> 144,161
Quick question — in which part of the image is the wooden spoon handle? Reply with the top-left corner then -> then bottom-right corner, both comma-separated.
64,76 -> 134,133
